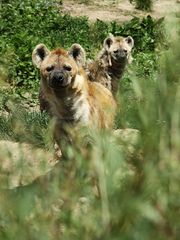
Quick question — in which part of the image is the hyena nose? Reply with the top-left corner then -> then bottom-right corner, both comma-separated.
119,49 -> 127,57
54,72 -> 64,82
116,49 -> 127,60
51,71 -> 65,88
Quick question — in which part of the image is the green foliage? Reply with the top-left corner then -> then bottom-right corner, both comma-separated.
130,0 -> 153,11
116,51 -> 159,129
111,16 -> 165,53
0,107 -> 49,147
0,0 -> 165,94
0,0 -> 91,90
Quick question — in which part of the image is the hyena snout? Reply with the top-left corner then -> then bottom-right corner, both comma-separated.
49,70 -> 69,88
114,49 -> 128,60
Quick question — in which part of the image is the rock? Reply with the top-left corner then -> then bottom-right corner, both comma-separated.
0,140 -> 58,189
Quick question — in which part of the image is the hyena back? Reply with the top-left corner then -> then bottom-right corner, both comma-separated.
87,34 -> 134,96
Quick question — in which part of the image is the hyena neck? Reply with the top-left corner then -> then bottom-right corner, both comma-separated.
107,59 -> 127,79
98,50 -> 127,94
99,50 -> 127,78
107,60 -> 127,95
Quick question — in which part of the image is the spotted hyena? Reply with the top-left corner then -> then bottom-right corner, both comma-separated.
32,44 -> 116,150
87,34 -> 134,96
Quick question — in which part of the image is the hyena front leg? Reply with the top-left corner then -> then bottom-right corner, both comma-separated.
53,121 -> 73,159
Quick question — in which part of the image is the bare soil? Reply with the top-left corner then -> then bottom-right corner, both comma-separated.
62,0 -> 180,23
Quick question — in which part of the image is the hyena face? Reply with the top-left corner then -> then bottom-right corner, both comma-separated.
32,43 -> 86,90
103,34 -> 134,65
41,49 -> 78,89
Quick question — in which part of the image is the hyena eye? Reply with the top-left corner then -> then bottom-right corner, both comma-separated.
113,50 -> 118,54
64,65 -> 72,71
46,66 -> 54,72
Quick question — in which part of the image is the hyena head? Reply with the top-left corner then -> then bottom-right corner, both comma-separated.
103,33 -> 134,65
32,43 -> 86,90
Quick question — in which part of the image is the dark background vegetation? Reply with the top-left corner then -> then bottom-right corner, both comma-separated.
0,0 -> 179,239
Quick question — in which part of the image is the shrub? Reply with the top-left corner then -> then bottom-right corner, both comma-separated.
0,0 -> 91,90
130,0 -> 153,11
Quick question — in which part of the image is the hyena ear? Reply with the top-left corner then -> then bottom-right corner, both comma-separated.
103,33 -> 115,50
125,36 -> 134,49
68,43 -> 86,67
32,44 -> 50,68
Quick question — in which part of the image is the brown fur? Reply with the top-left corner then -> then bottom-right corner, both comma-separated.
32,44 -> 116,150
87,34 -> 134,96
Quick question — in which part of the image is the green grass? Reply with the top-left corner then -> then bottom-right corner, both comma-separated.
0,109 -> 49,147
0,0 -> 179,239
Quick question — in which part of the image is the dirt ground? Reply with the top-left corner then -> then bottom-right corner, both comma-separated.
62,0 -> 180,23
